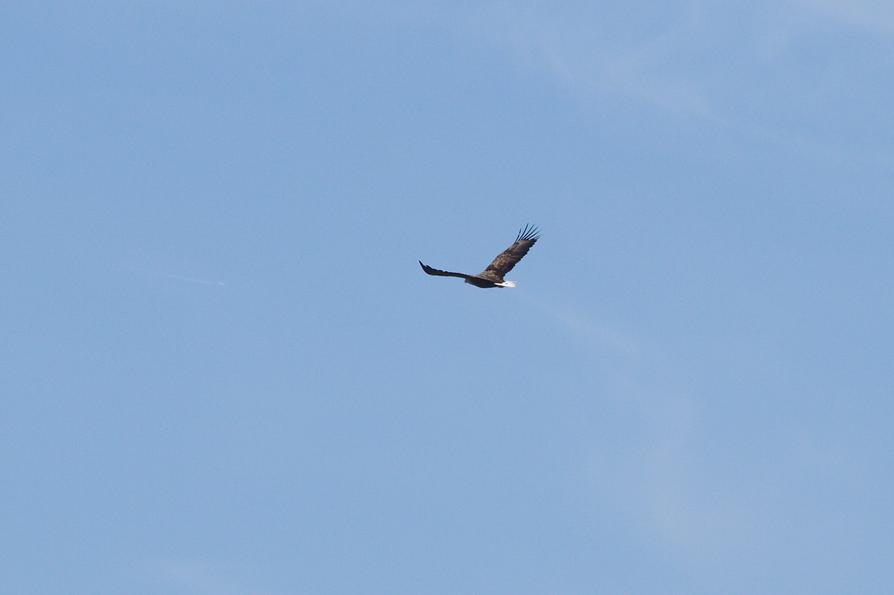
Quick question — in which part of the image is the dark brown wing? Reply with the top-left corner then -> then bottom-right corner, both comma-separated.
419,261 -> 473,280
479,224 -> 540,281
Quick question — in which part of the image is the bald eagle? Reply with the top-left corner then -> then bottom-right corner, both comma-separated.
419,224 -> 540,289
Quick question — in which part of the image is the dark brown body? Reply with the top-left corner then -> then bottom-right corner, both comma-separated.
464,276 -> 502,289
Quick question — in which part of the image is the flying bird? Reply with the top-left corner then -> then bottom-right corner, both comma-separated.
419,224 -> 540,288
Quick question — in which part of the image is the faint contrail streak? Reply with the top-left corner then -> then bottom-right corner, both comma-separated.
124,265 -> 225,287
156,272 -> 226,286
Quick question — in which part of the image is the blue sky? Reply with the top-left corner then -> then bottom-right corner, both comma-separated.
3,1 -> 893,593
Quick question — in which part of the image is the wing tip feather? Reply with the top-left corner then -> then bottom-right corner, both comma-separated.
516,223 -> 541,243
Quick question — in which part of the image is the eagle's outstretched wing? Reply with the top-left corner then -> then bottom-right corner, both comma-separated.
419,261 -> 472,280
479,224 -> 540,281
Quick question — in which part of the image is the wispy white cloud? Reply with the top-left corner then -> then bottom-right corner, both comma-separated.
311,0 -> 894,162
521,290 -> 770,563
792,0 -> 894,34
522,292 -> 641,359
152,558 -> 261,595
442,0 -> 894,164
459,1 -> 718,120
521,293 -> 740,552
639,398 -> 757,558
